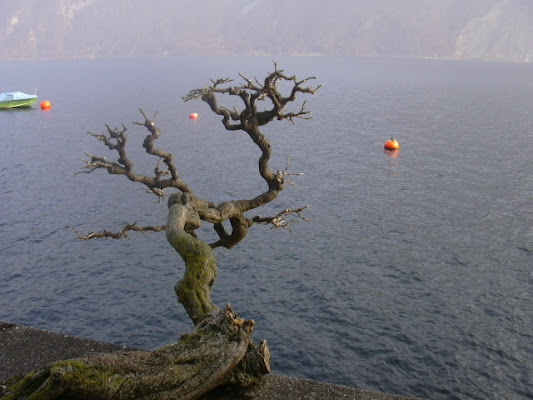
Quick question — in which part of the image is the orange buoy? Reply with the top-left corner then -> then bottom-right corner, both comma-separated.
40,100 -> 52,110
189,112 -> 199,119
384,137 -> 400,150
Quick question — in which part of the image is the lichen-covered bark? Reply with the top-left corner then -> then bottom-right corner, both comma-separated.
166,193 -> 218,325
1,307 -> 269,400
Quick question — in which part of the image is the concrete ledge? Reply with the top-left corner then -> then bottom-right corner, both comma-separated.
0,321 -> 420,399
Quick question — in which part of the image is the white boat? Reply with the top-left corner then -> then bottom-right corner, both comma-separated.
0,91 -> 39,109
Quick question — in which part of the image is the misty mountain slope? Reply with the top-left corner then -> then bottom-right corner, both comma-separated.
455,0 -> 533,61
1,0 -> 531,61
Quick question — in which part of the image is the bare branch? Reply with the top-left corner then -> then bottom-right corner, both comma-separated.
250,205 -> 311,231
79,110 -> 191,197
134,108 -> 180,182
275,156 -> 304,186
183,61 -> 320,130
78,65 -> 317,259
69,224 -> 166,240
179,64 -> 319,246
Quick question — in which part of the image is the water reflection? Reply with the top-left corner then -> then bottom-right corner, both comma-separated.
384,148 -> 401,159
384,148 -> 401,174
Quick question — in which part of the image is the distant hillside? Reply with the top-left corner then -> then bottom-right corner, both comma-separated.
1,0 -> 531,62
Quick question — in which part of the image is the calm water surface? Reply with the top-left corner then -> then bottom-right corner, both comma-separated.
0,57 -> 531,400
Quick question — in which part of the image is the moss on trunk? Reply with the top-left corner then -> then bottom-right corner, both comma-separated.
166,195 -> 219,325
1,307 -> 269,400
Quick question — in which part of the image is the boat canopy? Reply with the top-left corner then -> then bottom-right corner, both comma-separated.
0,92 -> 38,101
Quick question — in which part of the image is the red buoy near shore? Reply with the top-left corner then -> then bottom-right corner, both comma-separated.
384,137 -> 400,150
189,112 -> 199,119
40,100 -> 52,110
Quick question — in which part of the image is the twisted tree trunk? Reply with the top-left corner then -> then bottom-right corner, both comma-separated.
1,308 -> 270,400
2,65 -> 319,399
166,193 -> 218,325
1,193 -> 270,400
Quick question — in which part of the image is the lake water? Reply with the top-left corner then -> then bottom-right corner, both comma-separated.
0,56 -> 531,400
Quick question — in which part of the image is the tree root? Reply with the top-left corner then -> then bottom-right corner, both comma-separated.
1,307 -> 270,400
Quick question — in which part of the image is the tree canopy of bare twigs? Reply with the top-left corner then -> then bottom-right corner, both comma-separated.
76,62 -> 319,323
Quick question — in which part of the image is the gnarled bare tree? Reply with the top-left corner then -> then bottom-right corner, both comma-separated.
1,63 -> 319,400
